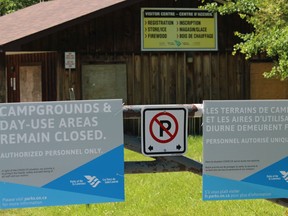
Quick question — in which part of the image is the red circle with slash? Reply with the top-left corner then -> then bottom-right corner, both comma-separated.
149,112 -> 178,144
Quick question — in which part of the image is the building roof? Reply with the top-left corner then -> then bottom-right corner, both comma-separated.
0,0 -> 142,50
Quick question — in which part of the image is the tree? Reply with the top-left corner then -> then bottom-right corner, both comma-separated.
0,0 -> 39,16
202,0 -> 288,80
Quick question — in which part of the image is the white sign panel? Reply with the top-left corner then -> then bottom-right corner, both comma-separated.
0,100 -> 124,209
141,106 -> 187,156
203,100 -> 288,201
65,52 -> 76,69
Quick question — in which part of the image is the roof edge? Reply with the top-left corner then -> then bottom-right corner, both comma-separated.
1,0 -> 146,51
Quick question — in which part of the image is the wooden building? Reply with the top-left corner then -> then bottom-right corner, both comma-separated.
0,0 -> 287,134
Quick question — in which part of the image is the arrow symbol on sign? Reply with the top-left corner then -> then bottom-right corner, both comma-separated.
176,145 -> 181,150
148,145 -> 154,151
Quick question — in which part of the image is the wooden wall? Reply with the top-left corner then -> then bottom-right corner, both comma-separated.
22,0 -> 248,53
19,0 -> 250,101
0,51 -> 5,103
13,0 -> 251,134
54,51 -> 248,134
250,62 -> 288,99
54,51 -> 249,102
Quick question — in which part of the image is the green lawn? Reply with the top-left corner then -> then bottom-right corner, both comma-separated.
1,136 -> 287,216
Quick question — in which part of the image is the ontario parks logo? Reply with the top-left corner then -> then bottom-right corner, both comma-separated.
280,171 -> 288,183
84,175 -> 101,188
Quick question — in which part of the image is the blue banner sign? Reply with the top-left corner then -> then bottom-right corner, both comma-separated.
0,100 -> 124,209
203,100 -> 288,200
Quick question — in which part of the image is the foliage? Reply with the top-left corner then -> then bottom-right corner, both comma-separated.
201,0 -> 288,80
0,0 -> 39,16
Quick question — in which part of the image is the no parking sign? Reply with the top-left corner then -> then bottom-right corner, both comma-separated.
141,106 -> 188,156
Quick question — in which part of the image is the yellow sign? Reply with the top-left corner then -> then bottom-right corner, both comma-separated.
141,8 -> 218,51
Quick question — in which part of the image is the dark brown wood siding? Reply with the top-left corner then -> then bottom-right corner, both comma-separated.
71,52 -> 247,134
0,52 -> 5,103
49,52 -> 249,102
15,0 -> 251,134
22,0 -> 248,53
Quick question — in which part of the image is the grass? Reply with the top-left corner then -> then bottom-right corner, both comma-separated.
1,136 -> 287,216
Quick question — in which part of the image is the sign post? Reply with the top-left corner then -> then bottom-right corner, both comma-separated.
203,100 -> 288,200
141,106 -> 188,156
0,99 -> 124,209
